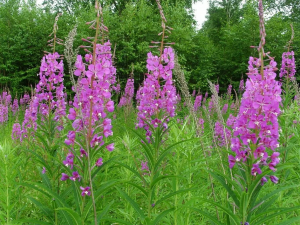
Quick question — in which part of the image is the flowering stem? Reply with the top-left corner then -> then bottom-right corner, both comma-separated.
260,51 -> 264,79
86,2 -> 101,225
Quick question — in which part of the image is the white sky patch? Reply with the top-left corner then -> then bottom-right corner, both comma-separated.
192,0 -> 209,29
36,0 -> 43,5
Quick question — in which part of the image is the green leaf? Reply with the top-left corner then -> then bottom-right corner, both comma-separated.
71,181 -> 82,214
198,198 -> 240,224
150,175 -> 176,189
97,200 -> 114,223
20,182 -> 74,225
117,162 -> 146,184
11,219 -> 53,225
126,182 -> 148,196
209,171 -> 240,207
277,216 -> 300,225
41,173 -> 52,190
100,217 -> 132,225
190,207 -> 225,225
154,138 -> 196,173
116,186 -> 145,220
130,128 -> 154,167
252,184 -> 300,216
252,206 -> 300,224
155,187 -> 196,207
151,208 -> 175,225
56,208 -> 83,225
92,156 -> 119,179
84,180 -> 118,221
27,197 -> 54,222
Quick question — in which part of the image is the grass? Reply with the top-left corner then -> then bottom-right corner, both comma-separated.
0,95 -> 299,224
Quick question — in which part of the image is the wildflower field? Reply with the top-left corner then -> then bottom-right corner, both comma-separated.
1,0 -> 300,224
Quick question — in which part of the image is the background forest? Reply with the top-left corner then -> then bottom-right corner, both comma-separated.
0,0 -> 299,96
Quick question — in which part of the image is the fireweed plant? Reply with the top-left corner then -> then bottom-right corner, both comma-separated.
119,77 -> 134,108
199,1 -> 299,224
62,1 -> 117,224
118,69 -> 135,122
278,25 -> 297,164
115,0 -> 194,224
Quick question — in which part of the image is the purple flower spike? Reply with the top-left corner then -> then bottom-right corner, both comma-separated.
118,78 -> 134,107
80,186 -> 91,196
280,51 -> 296,81
229,54 -> 281,178
194,95 -> 202,111
136,47 -> 177,139
12,123 -> 22,141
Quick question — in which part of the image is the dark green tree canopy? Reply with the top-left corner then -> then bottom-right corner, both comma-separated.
0,0 -> 299,96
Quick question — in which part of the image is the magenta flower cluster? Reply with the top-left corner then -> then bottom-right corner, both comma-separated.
227,84 -> 232,96
12,98 -> 19,116
194,95 -> 202,112
239,79 -> 245,93
62,41 -> 116,185
0,104 -> 8,124
228,56 -> 282,184
118,78 -> 134,107
12,123 -> 22,140
136,47 -> 177,136
36,52 -> 66,128
20,93 -> 30,109
21,96 -> 39,141
279,51 -> 296,81
0,92 -> 11,123
214,121 -> 231,147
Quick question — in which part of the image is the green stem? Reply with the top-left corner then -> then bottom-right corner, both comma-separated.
174,146 -> 180,225
5,155 -> 9,223
147,171 -> 154,219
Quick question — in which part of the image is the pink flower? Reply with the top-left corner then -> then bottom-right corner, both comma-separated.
106,100 -> 114,112
70,171 -> 80,181
270,175 -> 278,184
68,108 -> 76,120
61,173 -> 69,181
80,186 -> 91,196
106,143 -> 114,152
96,158 -> 103,167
